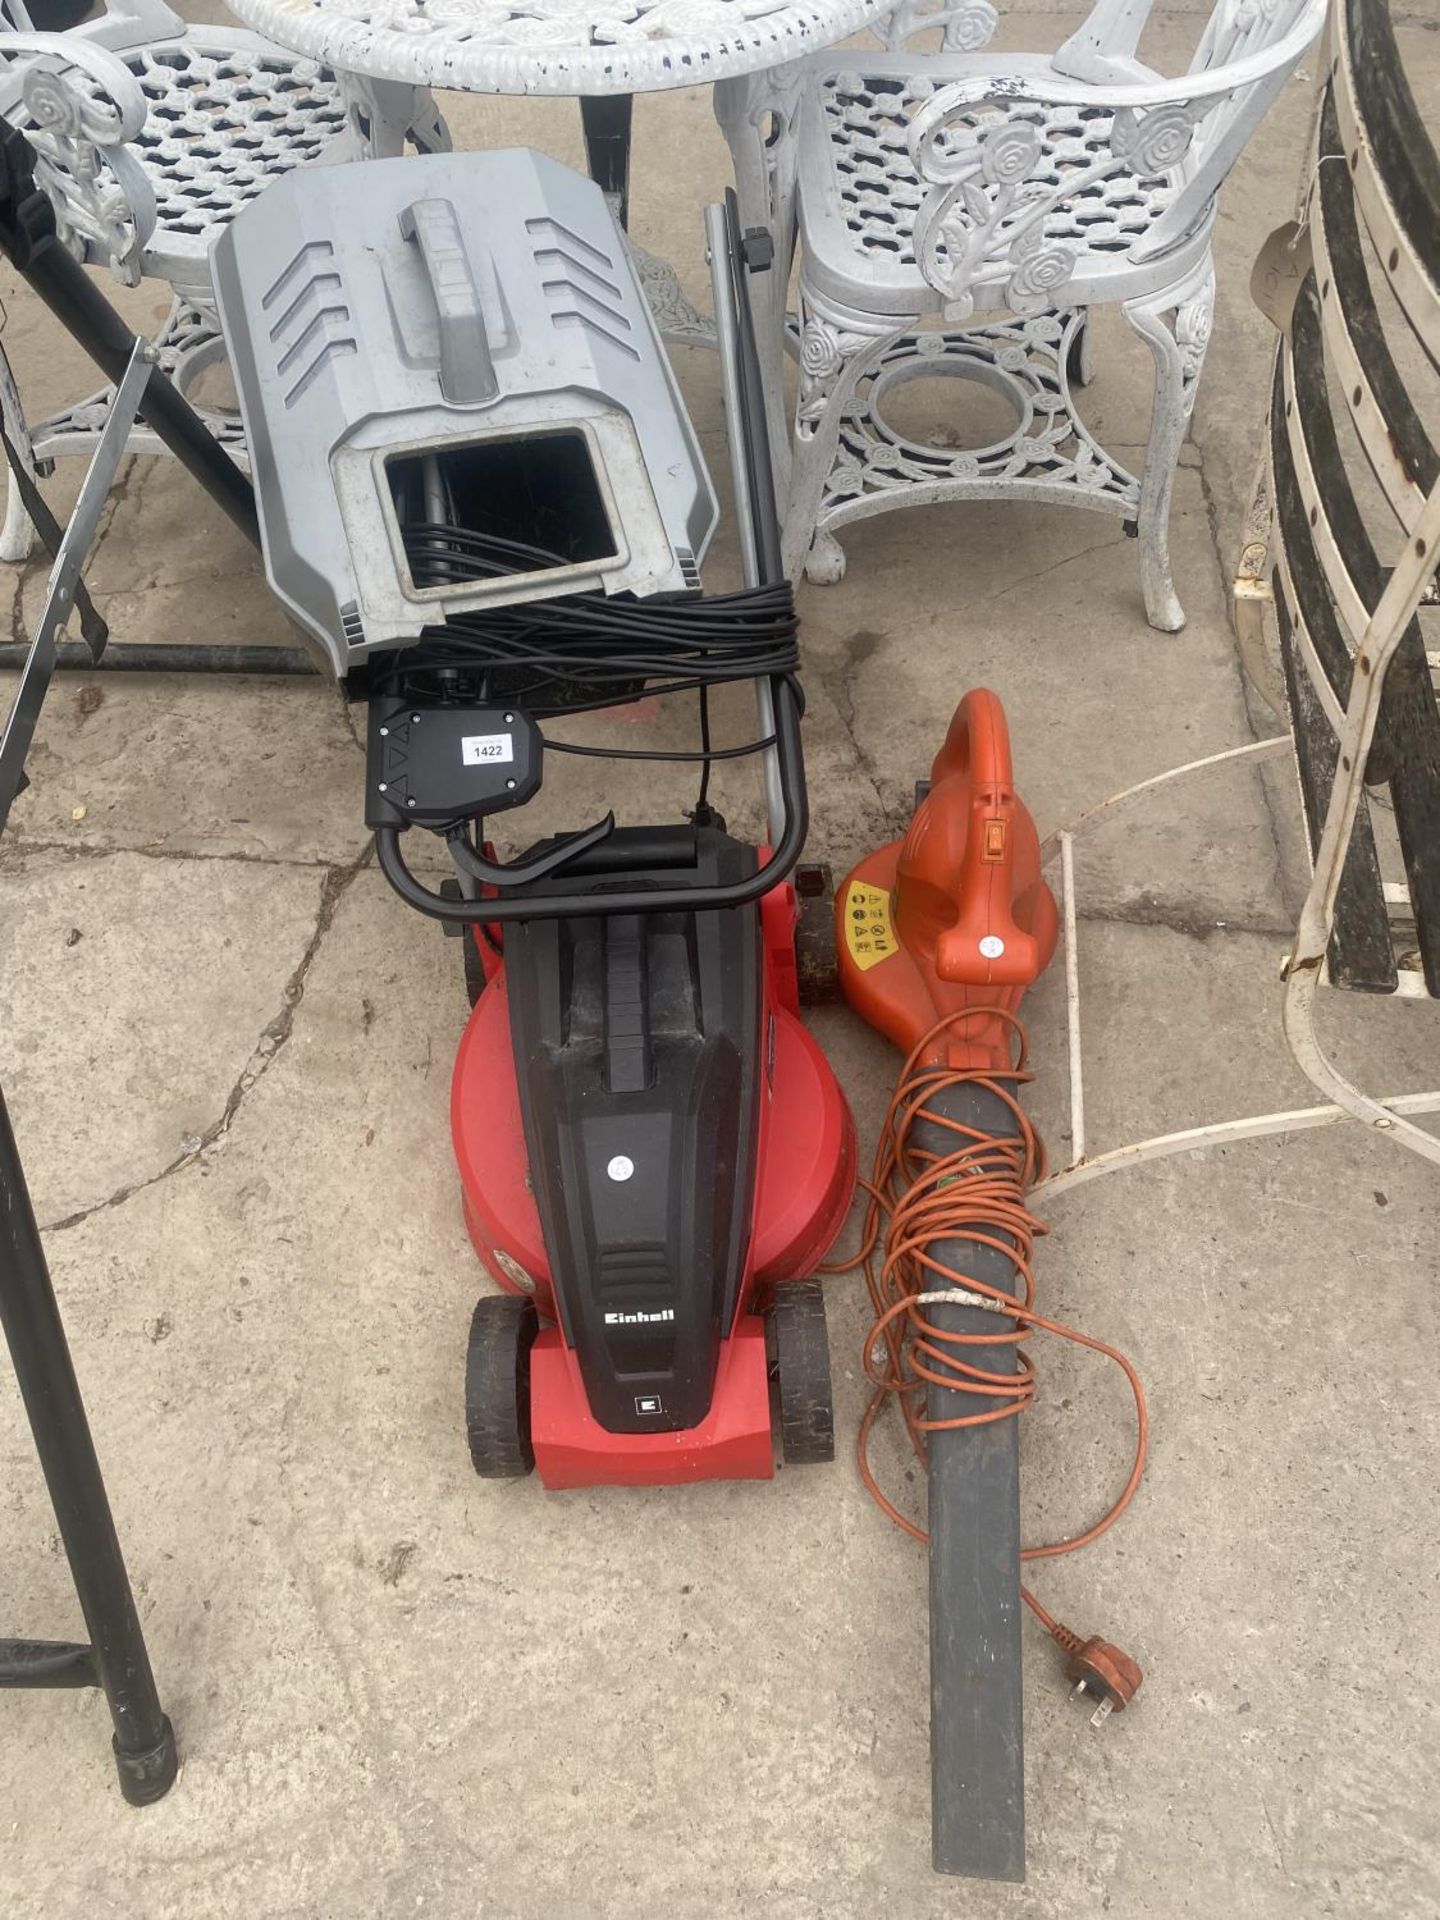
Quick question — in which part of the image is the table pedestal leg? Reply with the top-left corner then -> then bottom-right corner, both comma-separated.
580,93 -> 633,230
341,73 -> 452,159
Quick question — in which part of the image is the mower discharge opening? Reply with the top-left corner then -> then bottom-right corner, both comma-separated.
387,431 -> 618,590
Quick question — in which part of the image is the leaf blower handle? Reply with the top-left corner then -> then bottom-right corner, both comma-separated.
930,690 -> 1043,991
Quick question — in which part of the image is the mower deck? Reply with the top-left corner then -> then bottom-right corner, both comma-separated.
453,867 -> 855,1488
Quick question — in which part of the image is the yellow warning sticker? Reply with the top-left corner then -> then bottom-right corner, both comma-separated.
843,880 -> 898,972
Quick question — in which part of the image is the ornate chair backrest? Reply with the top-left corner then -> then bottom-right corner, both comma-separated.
900,0 -> 1324,317
1127,0 -> 1323,256
0,8 -> 158,283
878,0 -> 1005,54
884,0 -> 1319,79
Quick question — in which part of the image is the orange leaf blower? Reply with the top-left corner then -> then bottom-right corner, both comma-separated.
838,687 -> 1057,1067
834,691 -> 1145,1883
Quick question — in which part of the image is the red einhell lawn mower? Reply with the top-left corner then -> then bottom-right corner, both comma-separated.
203,156 -> 856,1489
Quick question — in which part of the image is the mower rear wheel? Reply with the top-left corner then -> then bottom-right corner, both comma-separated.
465,1294 -> 538,1478
770,1280 -> 835,1465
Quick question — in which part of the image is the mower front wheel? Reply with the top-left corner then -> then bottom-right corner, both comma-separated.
465,1294 -> 538,1478
769,1279 -> 835,1465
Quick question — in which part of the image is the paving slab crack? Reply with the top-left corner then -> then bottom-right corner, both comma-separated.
342,696 -> 366,756
1076,902 -> 1291,940
0,834 -> 357,871
983,531 -> 1130,604
93,560 -> 269,597
812,636 -> 906,837
40,840 -> 374,1233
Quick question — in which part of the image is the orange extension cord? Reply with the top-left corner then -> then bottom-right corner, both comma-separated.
825,1006 -> 1148,1670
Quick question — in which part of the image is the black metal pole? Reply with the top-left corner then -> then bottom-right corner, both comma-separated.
723,189 -> 784,592
0,1084 -> 177,1804
580,93 -> 634,230
0,126 -> 259,551
0,640 -> 316,675
914,1080 -> 1027,1883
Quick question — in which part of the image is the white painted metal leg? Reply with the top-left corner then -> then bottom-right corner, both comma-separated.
1059,830 -> 1086,1166
406,86 -> 453,155
1036,1089 -> 1440,1201
1031,651 -> 1440,1190
1037,735 -> 1292,866
1123,257 -> 1215,634
0,343 -> 37,565
781,282 -> 900,583
781,287 -> 855,583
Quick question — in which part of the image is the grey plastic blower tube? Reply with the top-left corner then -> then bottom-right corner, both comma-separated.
912,1078 -> 1028,1883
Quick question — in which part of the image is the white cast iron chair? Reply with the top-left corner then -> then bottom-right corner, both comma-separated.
0,0 -> 448,560
783,0 -> 1325,628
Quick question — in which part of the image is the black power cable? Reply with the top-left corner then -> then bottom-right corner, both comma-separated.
390,522 -> 801,813
542,729 -> 776,764
393,524 -> 799,711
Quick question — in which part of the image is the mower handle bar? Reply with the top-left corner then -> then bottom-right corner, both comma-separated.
374,673 -> 806,923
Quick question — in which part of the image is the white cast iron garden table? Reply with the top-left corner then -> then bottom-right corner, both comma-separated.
218,0 -> 898,448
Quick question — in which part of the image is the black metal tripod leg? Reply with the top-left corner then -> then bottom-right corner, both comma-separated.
580,93 -> 634,229
0,421 -> 106,656
0,1085 -> 177,1805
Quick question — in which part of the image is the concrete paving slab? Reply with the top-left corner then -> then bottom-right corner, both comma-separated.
796,471 -> 1291,929
0,668 -> 366,863
0,847 -> 333,1220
